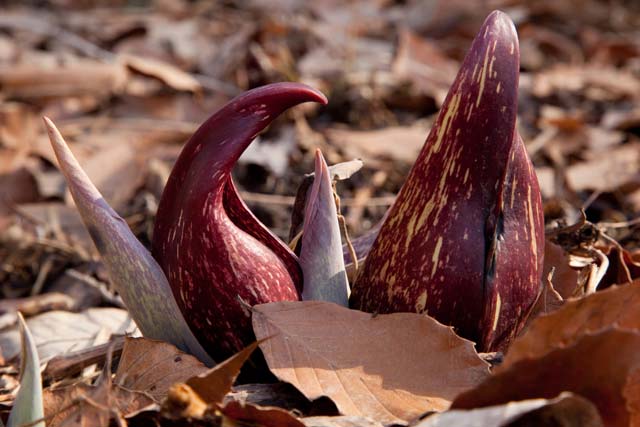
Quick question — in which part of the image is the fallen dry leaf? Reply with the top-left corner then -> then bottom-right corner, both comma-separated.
505,281 -> 640,367
64,141 -> 145,212
114,337 -> 208,402
44,373 -> 153,427
0,156 -> 40,228
0,308 -> 136,362
0,102 -> 38,150
302,416 -> 382,427
325,124 -> 428,164
392,29 -> 457,105
221,400 -> 305,427
531,65 -> 640,100
452,328 -> 640,427
44,383 -> 153,426
252,301 -> 490,425
526,273 -> 564,323
542,240 -> 581,299
120,54 -> 202,93
0,60 -> 128,100
417,393 -> 602,427
566,143 -> 640,192
186,341 -> 260,404
15,203 -> 96,256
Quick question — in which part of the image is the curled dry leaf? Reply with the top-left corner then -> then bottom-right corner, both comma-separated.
452,328 -> 640,427
417,393 -> 602,427
44,351 -> 154,427
252,301 -> 490,425
114,337 -> 208,402
160,383 -> 306,426
505,281 -> 640,367
120,54 -> 202,93
525,271 -> 563,323
186,341 -> 260,404
542,240 -> 580,299
44,382 -> 154,426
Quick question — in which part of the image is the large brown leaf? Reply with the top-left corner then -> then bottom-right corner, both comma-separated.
505,281 -> 640,367
252,301 -> 490,425
452,329 -> 640,427
417,393 -> 602,427
114,337 -> 208,402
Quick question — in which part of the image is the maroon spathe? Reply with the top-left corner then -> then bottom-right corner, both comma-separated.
152,83 -> 327,361
350,11 -> 544,352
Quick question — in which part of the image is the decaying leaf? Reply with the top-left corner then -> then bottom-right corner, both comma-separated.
7,313 -> 44,427
299,150 -> 349,305
221,400 -> 305,427
44,344 -> 154,427
505,281 -> 640,367
566,143 -> 640,192
417,393 -> 602,427
452,328 -> 640,427
0,308 -> 135,362
302,416 -> 383,427
392,28 -> 458,105
325,124 -> 427,164
0,60 -> 128,100
186,341 -> 260,404
114,337 -> 208,402
64,141 -> 145,212
120,54 -> 202,93
44,378 -> 154,426
542,240 -> 581,299
252,301 -> 490,425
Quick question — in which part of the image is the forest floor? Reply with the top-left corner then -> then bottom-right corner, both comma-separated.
1,1 -> 640,426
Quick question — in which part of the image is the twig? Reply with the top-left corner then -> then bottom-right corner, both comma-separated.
598,216 -> 640,230
0,14 -> 240,96
30,256 -> 55,296
240,191 -> 396,207
43,336 -> 126,381
65,269 -> 125,309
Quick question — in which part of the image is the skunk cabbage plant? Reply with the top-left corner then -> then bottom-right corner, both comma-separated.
44,10 -> 543,364
151,84 -> 329,360
350,11 -> 544,352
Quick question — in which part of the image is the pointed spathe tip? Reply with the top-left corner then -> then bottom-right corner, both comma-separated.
314,148 -> 330,179
482,10 -> 519,51
283,82 -> 328,106
42,116 -> 62,151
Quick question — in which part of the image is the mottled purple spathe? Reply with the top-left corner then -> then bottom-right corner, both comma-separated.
350,11 -> 544,352
152,83 -> 327,361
